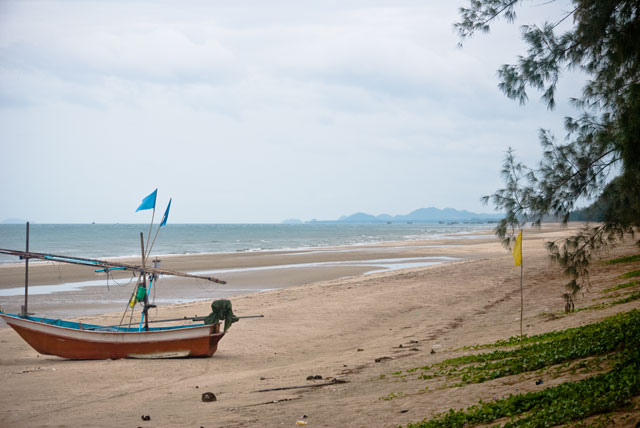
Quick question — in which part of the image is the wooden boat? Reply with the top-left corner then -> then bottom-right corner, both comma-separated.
0,312 -> 224,359
0,191 -> 248,360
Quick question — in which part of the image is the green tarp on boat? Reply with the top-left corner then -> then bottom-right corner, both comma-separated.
204,299 -> 239,332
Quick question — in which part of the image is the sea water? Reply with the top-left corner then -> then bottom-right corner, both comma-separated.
0,223 -> 493,264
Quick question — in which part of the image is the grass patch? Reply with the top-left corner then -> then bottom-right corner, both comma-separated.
462,328 -> 570,351
380,391 -> 406,401
603,280 -> 640,293
575,279 -> 640,312
610,290 -> 640,305
399,310 -> 640,428
604,254 -> 640,265
620,269 -> 640,279
575,290 -> 640,312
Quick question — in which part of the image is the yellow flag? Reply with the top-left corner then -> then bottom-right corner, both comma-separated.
512,231 -> 522,266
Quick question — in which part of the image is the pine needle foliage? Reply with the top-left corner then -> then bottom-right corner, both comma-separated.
457,1 -> 640,307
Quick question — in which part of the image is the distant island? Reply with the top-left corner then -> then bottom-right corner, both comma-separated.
284,207 -> 504,224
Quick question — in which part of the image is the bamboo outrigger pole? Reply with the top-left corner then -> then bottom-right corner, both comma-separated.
0,248 -> 227,284
114,314 -> 264,327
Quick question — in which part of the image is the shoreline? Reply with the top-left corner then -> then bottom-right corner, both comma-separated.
0,225 -> 578,320
0,242 -> 480,319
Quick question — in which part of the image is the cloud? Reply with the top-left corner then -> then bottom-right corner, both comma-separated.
0,0 -> 583,222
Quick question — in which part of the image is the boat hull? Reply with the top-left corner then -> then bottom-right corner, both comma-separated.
0,313 -> 224,360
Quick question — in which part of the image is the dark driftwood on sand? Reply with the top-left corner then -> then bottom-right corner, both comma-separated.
253,379 -> 348,393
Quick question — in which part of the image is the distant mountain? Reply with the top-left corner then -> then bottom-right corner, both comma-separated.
396,207 -> 491,222
376,213 -> 394,220
306,207 -> 503,224
340,212 -> 382,223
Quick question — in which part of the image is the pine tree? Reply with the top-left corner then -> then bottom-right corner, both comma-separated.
456,0 -> 640,309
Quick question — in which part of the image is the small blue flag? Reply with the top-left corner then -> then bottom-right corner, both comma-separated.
160,198 -> 172,227
136,189 -> 157,212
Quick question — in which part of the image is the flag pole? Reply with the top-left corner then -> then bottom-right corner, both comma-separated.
145,198 -> 170,265
519,228 -> 524,344
145,222 -> 161,265
511,229 -> 524,347
144,207 -> 155,260
135,189 -> 158,265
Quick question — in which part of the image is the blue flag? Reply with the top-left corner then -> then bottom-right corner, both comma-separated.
136,189 -> 157,212
160,198 -> 172,227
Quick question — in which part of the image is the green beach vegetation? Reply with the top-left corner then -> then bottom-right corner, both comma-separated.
603,280 -> 639,293
604,254 -> 640,265
456,0 -> 640,309
621,270 -> 640,279
395,309 -> 639,427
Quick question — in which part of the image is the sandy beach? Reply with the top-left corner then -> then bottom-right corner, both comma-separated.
1,224 -> 638,427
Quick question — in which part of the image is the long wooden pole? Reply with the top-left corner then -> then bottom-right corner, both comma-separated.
22,222 -> 29,317
140,232 -> 146,270
114,314 -> 264,327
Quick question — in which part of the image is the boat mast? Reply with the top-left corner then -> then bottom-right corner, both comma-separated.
21,222 -> 29,317
139,232 -> 155,331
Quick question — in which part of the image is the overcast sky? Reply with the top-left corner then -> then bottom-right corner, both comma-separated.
0,0 -> 580,223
